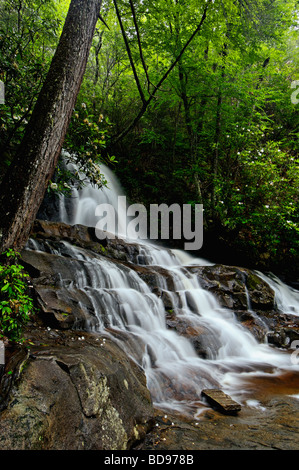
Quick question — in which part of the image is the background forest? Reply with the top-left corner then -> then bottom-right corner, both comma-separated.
0,0 -> 298,282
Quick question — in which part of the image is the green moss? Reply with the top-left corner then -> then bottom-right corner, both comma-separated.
246,272 -> 262,290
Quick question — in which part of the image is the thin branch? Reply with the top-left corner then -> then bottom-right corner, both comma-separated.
111,0 -> 212,145
98,14 -> 110,30
113,0 -> 146,104
129,0 -> 152,94
153,2 -> 210,98
93,29 -> 104,87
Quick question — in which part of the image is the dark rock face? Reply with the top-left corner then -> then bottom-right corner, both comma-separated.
0,329 -> 153,450
190,264 -> 275,311
21,248 -> 101,330
28,219 -> 151,265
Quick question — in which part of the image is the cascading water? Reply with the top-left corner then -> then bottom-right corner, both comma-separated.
256,271 -> 299,317
28,157 -> 299,417
57,160 -> 134,239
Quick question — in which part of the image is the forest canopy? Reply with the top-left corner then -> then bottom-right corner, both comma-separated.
0,0 -> 298,277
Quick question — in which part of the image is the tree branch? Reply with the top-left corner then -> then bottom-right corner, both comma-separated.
129,0 -> 152,94
113,0 -> 146,105
111,0 -> 212,146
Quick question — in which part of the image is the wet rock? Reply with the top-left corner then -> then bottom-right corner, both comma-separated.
21,249 -> 101,330
261,312 -> 299,348
266,324 -> 299,349
246,271 -> 276,310
29,219 -> 150,265
136,394 -> 299,450
132,265 -> 176,292
165,315 -> 222,359
189,265 -> 275,312
233,310 -> 269,343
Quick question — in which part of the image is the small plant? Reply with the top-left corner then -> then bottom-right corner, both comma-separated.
0,249 -> 35,342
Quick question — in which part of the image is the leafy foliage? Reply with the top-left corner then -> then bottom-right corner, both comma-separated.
95,0 -> 299,271
0,0 -> 62,172
0,250 -> 35,342
0,0 -> 298,274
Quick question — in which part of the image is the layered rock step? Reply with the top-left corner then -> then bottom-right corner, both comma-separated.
23,219 -> 299,348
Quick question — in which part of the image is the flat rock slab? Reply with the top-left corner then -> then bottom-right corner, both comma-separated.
201,389 -> 241,415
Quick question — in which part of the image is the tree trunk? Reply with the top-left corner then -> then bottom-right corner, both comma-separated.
178,64 -> 203,205
211,41 -> 228,217
0,0 -> 102,252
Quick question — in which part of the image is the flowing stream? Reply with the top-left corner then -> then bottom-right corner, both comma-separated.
30,159 -> 299,417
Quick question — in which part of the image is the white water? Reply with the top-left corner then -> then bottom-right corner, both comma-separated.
256,271 -> 299,316
58,160 -> 136,239
33,160 -> 299,416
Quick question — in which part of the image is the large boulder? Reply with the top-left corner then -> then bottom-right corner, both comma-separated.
0,329 -> 153,450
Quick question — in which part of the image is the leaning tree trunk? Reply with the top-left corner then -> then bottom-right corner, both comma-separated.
0,0 -> 102,252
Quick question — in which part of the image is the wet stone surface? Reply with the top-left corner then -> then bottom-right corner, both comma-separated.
135,393 -> 299,450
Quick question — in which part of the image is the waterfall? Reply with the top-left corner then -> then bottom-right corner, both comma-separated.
57,159 -> 134,239
255,271 -> 299,316
29,157 -> 299,417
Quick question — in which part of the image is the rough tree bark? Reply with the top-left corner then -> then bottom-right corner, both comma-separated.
0,0 -> 102,252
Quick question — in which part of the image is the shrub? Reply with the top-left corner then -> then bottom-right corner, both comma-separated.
0,249 -> 35,342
